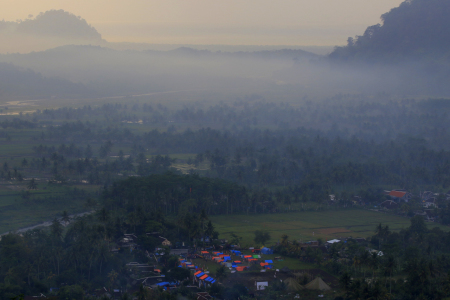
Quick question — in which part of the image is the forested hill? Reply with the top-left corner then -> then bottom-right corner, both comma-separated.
0,63 -> 93,99
0,10 -> 102,41
329,0 -> 450,62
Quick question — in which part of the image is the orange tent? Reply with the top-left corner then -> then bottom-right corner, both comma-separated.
200,275 -> 209,280
194,271 -> 202,276
236,266 -> 247,271
260,263 -> 268,267
234,261 -> 242,263
201,251 -> 209,254
154,269 -> 161,273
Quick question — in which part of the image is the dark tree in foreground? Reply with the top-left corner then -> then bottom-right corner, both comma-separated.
254,230 -> 271,246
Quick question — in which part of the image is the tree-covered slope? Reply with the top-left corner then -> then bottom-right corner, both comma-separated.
330,0 -> 450,62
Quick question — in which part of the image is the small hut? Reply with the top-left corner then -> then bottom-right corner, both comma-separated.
284,278 -> 305,292
305,277 -> 331,291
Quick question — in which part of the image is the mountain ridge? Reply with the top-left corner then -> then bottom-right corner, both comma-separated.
330,0 -> 450,62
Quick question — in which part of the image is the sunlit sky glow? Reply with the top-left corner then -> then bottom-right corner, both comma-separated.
4,0 -> 404,45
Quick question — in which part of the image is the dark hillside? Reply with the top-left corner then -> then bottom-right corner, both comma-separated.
0,63 -> 93,99
330,0 -> 450,62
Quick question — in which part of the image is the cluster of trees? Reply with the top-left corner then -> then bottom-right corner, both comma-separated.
5,97 -> 450,224
331,217 -> 450,299
265,217 -> 450,299
0,179 -> 221,299
102,173 -> 247,216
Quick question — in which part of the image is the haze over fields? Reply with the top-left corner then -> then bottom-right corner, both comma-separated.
1,0 -> 450,100
2,1 -> 450,299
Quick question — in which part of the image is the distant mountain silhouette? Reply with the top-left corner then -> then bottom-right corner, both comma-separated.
0,10 -> 104,53
163,47 -> 318,61
0,62 -> 92,99
2,10 -> 102,40
330,0 -> 450,62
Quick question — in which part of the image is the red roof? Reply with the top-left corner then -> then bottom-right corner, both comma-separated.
389,191 -> 406,198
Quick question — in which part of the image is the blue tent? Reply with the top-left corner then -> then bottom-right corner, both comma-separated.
156,282 -> 170,286
261,247 -> 273,255
196,272 -> 205,278
265,260 -> 273,264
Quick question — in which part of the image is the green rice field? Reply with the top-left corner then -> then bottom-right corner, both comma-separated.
211,209 -> 450,247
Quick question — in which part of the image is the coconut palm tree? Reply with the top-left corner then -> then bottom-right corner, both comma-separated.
384,255 -> 397,294
339,271 -> 352,296
290,240 -> 302,257
370,252 -> 379,282
281,234 -> 289,247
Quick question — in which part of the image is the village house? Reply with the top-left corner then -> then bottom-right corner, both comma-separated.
146,232 -> 172,246
380,200 -> 398,210
388,190 -> 412,202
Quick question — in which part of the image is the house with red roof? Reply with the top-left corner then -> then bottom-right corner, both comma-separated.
388,190 -> 412,202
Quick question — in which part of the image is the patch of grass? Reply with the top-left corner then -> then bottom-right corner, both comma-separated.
211,209 -> 450,247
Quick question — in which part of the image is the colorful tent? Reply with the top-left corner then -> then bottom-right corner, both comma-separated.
261,247 -> 273,255
195,272 -> 205,278
205,277 -> 216,283
199,275 -> 209,280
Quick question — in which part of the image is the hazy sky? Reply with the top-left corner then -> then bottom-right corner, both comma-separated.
4,0 -> 404,46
